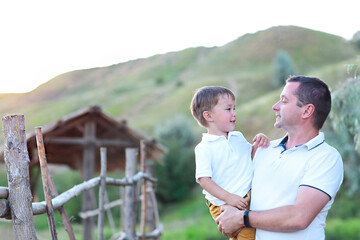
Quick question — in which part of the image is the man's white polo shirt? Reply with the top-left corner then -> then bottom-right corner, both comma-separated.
195,131 -> 253,206
250,132 -> 343,240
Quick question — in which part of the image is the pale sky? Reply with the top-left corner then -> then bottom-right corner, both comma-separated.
1,0 -> 359,93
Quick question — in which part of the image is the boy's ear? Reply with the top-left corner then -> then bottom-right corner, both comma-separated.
202,111 -> 212,122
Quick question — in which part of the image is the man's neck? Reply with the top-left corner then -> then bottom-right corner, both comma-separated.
285,128 -> 319,149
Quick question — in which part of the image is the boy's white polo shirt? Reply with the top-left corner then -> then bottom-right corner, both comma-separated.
195,131 -> 253,206
251,132 -> 343,240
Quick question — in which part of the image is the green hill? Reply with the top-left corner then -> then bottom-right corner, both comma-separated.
0,25 -> 357,140
0,25 -> 359,240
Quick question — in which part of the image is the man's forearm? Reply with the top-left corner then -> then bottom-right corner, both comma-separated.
217,204 -> 311,237
248,186 -> 330,232
248,205 -> 308,232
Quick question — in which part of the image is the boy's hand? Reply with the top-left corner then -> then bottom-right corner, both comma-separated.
253,133 -> 270,148
226,193 -> 248,210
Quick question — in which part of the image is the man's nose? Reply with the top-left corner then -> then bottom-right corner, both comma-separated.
272,101 -> 280,111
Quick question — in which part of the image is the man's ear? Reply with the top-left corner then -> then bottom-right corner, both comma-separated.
302,104 -> 315,119
203,111 -> 213,122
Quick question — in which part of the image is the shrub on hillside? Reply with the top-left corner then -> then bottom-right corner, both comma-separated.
330,78 -> 360,197
154,115 -> 196,203
351,31 -> 360,50
272,50 -> 296,88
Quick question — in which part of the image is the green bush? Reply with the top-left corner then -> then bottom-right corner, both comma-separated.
327,195 -> 360,219
329,78 -> 360,197
351,31 -> 360,50
154,140 -> 195,204
272,49 -> 296,88
326,218 -> 360,240
154,115 -> 196,204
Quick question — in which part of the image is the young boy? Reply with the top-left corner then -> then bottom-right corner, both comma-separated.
190,86 -> 269,240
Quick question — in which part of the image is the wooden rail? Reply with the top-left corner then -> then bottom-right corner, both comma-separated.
0,172 -> 156,217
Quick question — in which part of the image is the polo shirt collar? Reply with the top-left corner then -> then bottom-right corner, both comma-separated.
304,132 -> 325,150
202,131 -> 240,142
275,132 -> 325,151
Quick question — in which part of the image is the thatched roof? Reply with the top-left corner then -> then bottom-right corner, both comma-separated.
1,105 -> 166,172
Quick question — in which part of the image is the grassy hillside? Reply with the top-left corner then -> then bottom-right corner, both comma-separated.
0,25 -> 359,240
0,25 -> 358,141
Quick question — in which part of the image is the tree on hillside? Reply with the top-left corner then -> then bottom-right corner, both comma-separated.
331,78 -> 360,150
272,50 -> 296,88
330,78 -> 360,196
153,115 -> 196,203
351,30 -> 360,50
346,59 -> 360,80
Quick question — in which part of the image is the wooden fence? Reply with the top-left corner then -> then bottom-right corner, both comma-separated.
0,115 -> 162,240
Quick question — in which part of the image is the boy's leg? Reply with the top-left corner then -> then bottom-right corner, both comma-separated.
235,226 -> 255,240
206,200 -> 222,220
206,197 -> 255,240
207,202 -> 235,240
235,190 -> 255,240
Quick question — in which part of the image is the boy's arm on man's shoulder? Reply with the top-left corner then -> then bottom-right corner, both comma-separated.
251,133 -> 270,159
252,133 -> 270,148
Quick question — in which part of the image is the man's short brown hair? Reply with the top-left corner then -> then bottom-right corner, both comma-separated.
286,75 -> 331,130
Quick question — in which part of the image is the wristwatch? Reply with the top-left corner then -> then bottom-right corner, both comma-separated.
243,210 -> 252,228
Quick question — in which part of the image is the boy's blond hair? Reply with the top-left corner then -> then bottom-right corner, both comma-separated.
190,86 -> 235,128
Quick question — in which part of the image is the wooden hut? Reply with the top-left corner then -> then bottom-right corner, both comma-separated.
0,105 -> 166,239
25,105 -> 165,171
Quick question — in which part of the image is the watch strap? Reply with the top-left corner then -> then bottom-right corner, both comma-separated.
243,210 -> 252,228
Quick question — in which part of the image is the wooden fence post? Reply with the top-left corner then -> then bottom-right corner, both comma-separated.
2,115 -> 38,240
98,147 -> 107,240
35,127 -> 58,240
82,120 -> 96,240
121,148 -> 137,240
140,140 -> 147,240
145,162 -> 156,233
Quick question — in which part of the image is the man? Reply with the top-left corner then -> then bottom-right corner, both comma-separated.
216,76 -> 343,240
